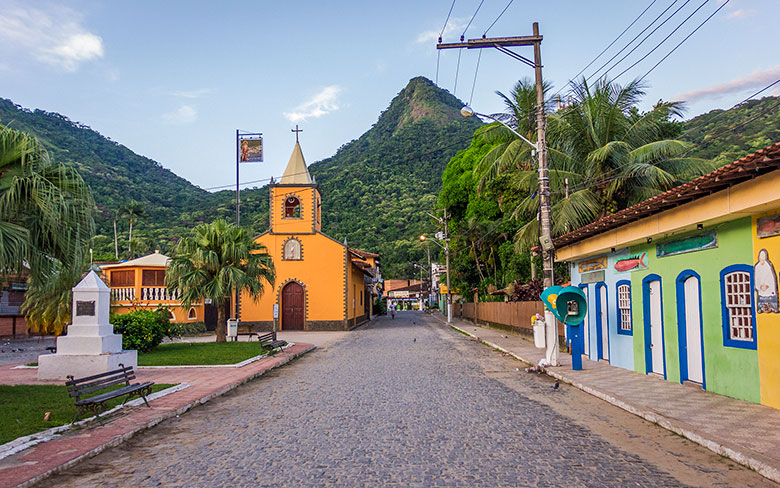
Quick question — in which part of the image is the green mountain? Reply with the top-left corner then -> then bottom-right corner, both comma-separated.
681,95 -> 780,163
0,77 -> 481,277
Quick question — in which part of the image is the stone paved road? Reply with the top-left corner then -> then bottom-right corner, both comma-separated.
39,312 -> 774,487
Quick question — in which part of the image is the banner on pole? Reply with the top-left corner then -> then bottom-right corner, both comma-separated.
238,135 -> 263,162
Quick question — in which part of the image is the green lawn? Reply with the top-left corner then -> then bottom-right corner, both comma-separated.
0,384 -> 173,445
138,341 -> 271,366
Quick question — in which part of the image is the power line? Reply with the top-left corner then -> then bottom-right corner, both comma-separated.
553,0 -> 658,98
468,50 -> 483,106
439,0 -> 457,40
611,0 -> 712,82
595,0 -> 693,82
638,0 -> 730,81
584,0 -> 682,83
483,0 -> 514,36
462,0 -> 485,38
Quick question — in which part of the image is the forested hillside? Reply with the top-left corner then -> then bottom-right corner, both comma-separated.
681,95 -> 780,163
0,77 -> 480,277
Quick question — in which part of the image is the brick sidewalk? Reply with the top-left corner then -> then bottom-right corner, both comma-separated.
0,343 -> 315,488
432,313 -> 780,484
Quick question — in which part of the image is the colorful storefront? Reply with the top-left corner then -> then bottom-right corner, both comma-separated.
557,143 -> 780,408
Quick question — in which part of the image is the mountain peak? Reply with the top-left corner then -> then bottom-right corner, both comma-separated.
372,76 -> 477,137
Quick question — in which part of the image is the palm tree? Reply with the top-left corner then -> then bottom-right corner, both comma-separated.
0,126 -> 94,334
165,219 -> 275,342
119,200 -> 146,258
477,77 -> 710,251
113,209 -> 120,259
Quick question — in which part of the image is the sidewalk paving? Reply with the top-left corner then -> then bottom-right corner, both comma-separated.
0,342 -> 315,488
433,312 -> 780,484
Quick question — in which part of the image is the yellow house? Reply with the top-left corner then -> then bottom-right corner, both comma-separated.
101,251 -> 206,324
239,140 -> 379,331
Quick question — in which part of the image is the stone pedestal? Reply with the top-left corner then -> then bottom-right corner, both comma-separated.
38,271 -> 137,380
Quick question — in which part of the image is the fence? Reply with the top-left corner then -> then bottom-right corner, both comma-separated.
453,301 -> 565,336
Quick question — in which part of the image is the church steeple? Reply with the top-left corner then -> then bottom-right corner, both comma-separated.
280,141 -> 312,185
269,133 -> 322,234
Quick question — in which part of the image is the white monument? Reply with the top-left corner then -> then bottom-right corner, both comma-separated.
38,271 -> 137,380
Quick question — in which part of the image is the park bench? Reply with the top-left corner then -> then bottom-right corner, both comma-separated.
65,364 -> 154,422
229,327 -> 257,342
258,331 -> 287,352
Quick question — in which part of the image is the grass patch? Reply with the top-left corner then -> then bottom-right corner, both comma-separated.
138,341 -> 271,366
26,362 -> 37,367
0,383 -> 173,445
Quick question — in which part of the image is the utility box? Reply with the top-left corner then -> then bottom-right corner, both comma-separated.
532,316 -> 546,349
227,318 -> 239,339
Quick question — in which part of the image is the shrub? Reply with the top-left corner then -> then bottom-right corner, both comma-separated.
167,321 -> 207,337
112,309 -> 170,353
374,299 -> 387,315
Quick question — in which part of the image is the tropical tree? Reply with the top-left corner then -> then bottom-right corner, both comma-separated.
119,200 -> 146,258
165,219 -> 275,342
477,77 -> 711,251
0,126 -> 94,334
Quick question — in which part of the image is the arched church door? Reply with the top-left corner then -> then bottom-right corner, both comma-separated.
282,282 -> 304,330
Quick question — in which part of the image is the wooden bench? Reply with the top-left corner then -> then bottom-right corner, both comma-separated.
66,364 -> 154,422
258,331 -> 287,352
229,328 -> 257,342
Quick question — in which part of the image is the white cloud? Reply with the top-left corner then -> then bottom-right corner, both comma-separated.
283,85 -> 342,123
162,105 -> 197,125
0,2 -> 104,71
674,66 -> 780,102
173,88 -> 214,99
416,18 -> 469,44
726,8 -> 757,19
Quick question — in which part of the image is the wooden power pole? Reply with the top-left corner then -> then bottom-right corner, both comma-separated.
438,22 -> 558,365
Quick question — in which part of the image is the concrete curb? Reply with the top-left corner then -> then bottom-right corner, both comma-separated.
13,344 -> 316,488
439,317 -> 780,484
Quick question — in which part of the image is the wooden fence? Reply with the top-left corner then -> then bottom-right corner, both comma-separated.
453,301 -> 564,336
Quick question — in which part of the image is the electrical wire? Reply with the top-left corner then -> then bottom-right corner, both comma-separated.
468,50 -> 483,106
553,0 -> 658,98
483,0 -> 514,36
439,0 -> 457,40
594,0 -> 693,83
584,0 -> 682,83
462,0 -> 485,38
611,0 -> 712,82
639,0 -> 730,81
454,48 -> 463,95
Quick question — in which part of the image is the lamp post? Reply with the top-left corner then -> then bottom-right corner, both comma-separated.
461,105 -> 559,366
413,263 -> 430,311
420,210 -> 451,323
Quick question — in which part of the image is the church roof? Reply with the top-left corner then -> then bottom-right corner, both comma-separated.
280,141 -> 312,184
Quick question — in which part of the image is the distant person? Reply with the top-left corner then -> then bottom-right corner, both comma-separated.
389,302 -> 396,319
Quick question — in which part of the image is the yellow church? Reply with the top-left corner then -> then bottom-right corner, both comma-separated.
239,139 -> 380,331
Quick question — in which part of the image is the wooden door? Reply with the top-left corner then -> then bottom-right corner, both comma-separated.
598,285 -> 609,361
649,280 -> 665,375
684,276 -> 704,383
282,282 -> 304,330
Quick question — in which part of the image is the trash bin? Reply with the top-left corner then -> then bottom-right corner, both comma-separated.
532,315 -> 545,349
227,318 -> 239,340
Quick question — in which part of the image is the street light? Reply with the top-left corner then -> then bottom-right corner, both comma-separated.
420,212 -> 452,324
460,107 -> 538,152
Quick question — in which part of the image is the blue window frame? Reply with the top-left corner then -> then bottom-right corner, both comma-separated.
719,264 -> 757,350
616,280 -> 633,335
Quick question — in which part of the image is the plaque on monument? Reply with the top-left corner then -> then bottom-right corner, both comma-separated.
76,300 -> 96,316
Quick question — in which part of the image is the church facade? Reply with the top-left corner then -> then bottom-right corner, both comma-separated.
239,140 -> 379,331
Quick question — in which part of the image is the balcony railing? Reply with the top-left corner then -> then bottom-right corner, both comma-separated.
111,287 -> 135,301
140,287 -> 180,302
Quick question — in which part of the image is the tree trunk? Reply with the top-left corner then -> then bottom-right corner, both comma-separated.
113,219 -> 118,259
216,300 -> 227,342
530,255 -> 537,280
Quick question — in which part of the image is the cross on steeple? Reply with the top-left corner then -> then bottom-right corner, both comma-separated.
292,125 -> 303,143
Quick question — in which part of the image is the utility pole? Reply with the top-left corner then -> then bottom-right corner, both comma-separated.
438,22 -> 558,365
444,208 -> 452,324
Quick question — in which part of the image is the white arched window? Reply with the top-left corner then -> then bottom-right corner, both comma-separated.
283,238 -> 302,260
188,307 -> 197,320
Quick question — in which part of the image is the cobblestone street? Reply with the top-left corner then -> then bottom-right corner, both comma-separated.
39,312 -> 774,487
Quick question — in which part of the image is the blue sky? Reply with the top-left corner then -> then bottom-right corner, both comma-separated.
1,0 -> 778,191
